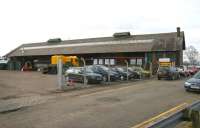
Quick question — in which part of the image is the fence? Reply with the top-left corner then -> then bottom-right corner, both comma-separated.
132,101 -> 200,128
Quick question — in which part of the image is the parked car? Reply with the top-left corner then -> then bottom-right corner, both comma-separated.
184,71 -> 200,91
177,67 -> 185,77
65,67 -> 103,84
111,67 -> 137,80
177,67 -> 190,77
127,67 -> 142,79
179,65 -> 190,77
88,65 -> 120,81
0,59 -> 8,70
129,66 -> 150,79
187,66 -> 199,75
196,66 -> 200,71
157,67 -> 180,80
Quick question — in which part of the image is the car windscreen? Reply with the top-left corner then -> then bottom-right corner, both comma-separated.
85,68 -> 94,73
193,71 -> 200,79
159,67 -> 170,72
66,68 -> 74,73
73,69 -> 81,74
100,66 -> 109,71
66,68 -> 81,74
117,67 -> 125,72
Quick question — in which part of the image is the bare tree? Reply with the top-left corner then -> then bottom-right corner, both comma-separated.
185,45 -> 199,65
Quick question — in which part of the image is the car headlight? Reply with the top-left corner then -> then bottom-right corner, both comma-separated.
185,82 -> 192,86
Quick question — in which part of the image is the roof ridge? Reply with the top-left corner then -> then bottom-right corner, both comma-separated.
21,31 -> 182,45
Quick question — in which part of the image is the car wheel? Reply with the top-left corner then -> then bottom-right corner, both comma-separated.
120,76 -> 124,80
65,76 -> 69,85
85,78 -> 88,84
184,74 -> 187,77
171,75 -> 175,80
185,89 -> 190,92
177,74 -> 181,79
158,77 -> 161,80
138,74 -> 142,79
102,76 -> 107,82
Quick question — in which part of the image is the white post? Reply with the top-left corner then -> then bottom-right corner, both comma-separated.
125,60 -> 129,81
108,60 -> 111,84
57,56 -> 64,90
81,57 -> 87,85
150,62 -> 153,78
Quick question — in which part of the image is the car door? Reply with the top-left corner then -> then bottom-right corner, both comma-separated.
68,69 -> 82,82
76,69 -> 85,82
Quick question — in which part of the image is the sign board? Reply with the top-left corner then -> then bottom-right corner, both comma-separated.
159,58 -> 170,62
159,58 -> 176,67
159,62 -> 172,67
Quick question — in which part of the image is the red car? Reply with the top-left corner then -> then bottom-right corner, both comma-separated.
187,66 -> 199,75
179,66 -> 190,77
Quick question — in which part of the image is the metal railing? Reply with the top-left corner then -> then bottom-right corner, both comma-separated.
132,101 -> 200,128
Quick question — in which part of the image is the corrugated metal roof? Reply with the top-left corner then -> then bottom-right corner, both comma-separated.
6,31 -> 185,57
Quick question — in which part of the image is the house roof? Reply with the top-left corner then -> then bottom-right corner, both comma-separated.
5,31 -> 185,57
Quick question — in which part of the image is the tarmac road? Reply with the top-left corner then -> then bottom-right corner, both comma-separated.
0,79 -> 200,128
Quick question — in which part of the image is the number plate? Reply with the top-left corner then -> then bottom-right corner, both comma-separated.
97,77 -> 101,80
191,85 -> 200,89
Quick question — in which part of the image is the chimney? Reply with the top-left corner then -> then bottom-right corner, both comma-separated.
113,32 -> 131,38
176,27 -> 181,37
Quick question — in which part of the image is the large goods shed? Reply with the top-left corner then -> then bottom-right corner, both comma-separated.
5,27 -> 185,72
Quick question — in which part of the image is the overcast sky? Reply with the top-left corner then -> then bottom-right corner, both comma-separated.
0,0 -> 200,56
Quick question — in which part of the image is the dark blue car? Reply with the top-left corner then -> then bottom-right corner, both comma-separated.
88,65 -> 121,82
184,71 -> 200,91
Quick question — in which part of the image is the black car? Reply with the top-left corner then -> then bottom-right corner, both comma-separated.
157,67 -> 180,80
184,71 -> 200,91
111,67 -> 137,80
65,67 -> 103,84
88,65 -> 120,81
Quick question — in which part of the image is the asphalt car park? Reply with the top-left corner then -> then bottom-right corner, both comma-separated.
0,70 -> 144,100
0,70 -> 200,128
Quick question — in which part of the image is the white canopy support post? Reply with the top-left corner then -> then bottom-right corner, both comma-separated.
125,60 -> 129,81
81,57 -> 87,85
57,56 -> 64,90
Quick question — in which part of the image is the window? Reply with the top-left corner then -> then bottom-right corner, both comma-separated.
110,59 -> 115,65
98,59 -> 103,65
137,58 -> 142,66
105,59 -> 109,65
93,59 -> 98,65
130,59 -> 136,65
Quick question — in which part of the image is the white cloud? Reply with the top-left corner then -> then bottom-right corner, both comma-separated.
0,0 -> 200,56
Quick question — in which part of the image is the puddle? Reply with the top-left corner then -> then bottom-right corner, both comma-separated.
97,97 -> 121,103
1,95 -> 18,100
